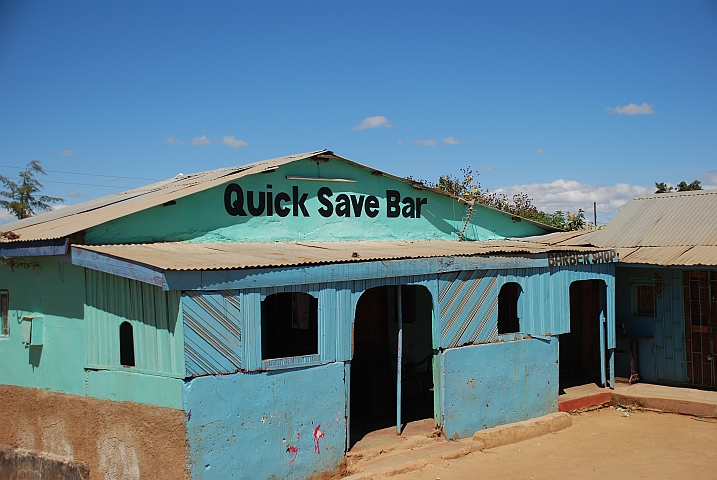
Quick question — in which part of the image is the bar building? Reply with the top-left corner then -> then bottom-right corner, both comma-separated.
0,150 -> 617,479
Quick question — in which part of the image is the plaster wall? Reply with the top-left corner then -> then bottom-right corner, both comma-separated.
0,257 -> 184,408
183,362 -> 347,480
85,158 -> 547,245
441,337 -> 559,439
0,385 -> 188,480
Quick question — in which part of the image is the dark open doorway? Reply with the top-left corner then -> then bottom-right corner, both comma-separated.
560,280 -> 605,392
349,285 -> 434,448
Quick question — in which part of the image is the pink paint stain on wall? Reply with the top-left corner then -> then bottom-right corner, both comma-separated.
313,425 -> 324,454
287,431 -> 301,464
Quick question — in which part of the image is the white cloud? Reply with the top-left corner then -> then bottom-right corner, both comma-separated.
605,103 -> 655,115
701,170 -> 717,189
164,136 -> 184,145
414,139 -> 437,147
536,149 -> 545,155
60,149 -> 77,156
494,179 -> 651,223
352,116 -> 392,131
0,209 -> 15,225
191,135 -> 215,146
67,191 -> 82,198
443,136 -> 460,145
222,136 -> 248,148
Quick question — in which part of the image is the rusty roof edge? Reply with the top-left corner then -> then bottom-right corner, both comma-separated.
72,239 -> 615,272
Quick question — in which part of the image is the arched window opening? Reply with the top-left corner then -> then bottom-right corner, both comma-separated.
498,282 -> 522,334
119,321 -> 135,367
262,292 -> 318,360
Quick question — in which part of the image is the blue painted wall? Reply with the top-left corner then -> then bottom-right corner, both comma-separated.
183,362 -> 347,480
614,266 -> 687,384
441,337 -> 559,439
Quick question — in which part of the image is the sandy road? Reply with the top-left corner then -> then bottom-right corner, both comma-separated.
374,408 -> 717,480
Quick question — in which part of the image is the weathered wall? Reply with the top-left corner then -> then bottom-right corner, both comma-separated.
183,362 -> 347,480
0,445 -> 89,480
0,258 -> 184,408
85,157 -> 548,245
0,385 -> 188,480
441,337 -> 559,439
438,264 -> 615,348
614,266 -> 686,384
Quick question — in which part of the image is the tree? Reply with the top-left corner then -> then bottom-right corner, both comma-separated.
411,168 -> 587,231
655,180 -> 702,193
0,160 -> 64,220
676,180 -> 702,191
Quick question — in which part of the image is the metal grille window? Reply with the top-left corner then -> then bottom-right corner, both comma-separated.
1,290 -> 8,336
683,270 -> 716,387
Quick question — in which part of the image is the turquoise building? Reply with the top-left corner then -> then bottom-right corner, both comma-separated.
0,150 -> 617,479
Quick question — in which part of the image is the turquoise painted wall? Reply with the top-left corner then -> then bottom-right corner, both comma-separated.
0,257 -> 184,409
441,337 -> 559,439
184,362 -> 347,480
85,158 -> 548,245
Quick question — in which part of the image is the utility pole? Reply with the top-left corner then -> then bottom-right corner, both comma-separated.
593,202 -> 597,227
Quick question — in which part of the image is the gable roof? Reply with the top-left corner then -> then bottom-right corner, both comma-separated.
1,150 -> 559,244
515,189 -> 717,266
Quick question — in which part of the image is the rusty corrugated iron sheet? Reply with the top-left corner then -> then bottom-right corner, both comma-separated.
73,239 -> 610,271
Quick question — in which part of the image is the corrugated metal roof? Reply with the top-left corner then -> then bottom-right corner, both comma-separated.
585,189 -> 717,248
73,239 -> 610,271
516,189 -> 717,266
1,150 -> 559,243
0,150 -> 326,242
511,230 -> 593,246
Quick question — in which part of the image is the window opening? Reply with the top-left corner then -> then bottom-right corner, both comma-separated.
497,282 -> 521,334
261,292 -> 318,360
634,284 -> 656,316
119,321 -> 135,367
1,291 -> 8,336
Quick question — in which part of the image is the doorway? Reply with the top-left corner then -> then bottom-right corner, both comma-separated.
560,280 -> 605,392
683,270 -> 717,388
349,285 -> 434,447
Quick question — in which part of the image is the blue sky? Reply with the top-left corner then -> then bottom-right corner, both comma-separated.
1,1 -> 715,224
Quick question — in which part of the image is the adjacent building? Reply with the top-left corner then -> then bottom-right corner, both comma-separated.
522,189 -> 717,389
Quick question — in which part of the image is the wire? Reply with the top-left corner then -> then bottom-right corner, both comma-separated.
42,180 -> 137,189
0,164 -> 162,181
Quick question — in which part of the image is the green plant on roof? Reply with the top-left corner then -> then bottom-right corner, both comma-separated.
0,160 -> 64,220
409,168 -> 587,231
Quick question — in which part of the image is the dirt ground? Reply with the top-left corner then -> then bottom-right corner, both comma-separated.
373,408 -> 717,480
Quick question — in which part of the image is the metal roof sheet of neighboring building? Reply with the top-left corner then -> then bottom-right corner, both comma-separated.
73,239 -> 610,271
584,189 -> 717,248
0,150 -> 559,244
516,189 -> 717,267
